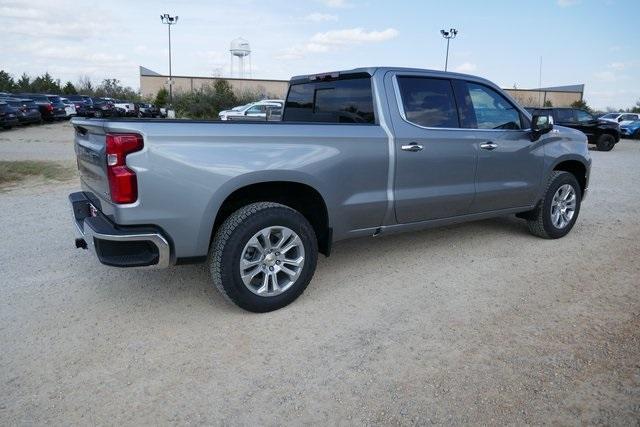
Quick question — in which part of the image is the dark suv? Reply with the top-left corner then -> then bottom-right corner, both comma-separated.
529,107 -> 620,151
0,101 -> 20,129
66,95 -> 94,117
0,98 -> 42,124
16,94 -> 66,121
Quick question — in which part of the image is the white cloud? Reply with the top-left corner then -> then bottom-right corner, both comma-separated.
454,62 -> 477,73
277,27 -> 399,60
608,62 -> 625,70
557,0 -> 580,6
305,12 -> 339,22
309,28 -> 399,46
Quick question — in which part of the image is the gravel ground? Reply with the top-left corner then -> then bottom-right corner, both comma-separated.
1,123 -> 639,425
0,121 -> 75,161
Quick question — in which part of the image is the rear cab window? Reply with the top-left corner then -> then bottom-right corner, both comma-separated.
283,73 -> 375,124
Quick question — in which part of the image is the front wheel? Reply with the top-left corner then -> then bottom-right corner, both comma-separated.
526,171 -> 582,239
209,202 -> 318,312
596,134 -> 615,151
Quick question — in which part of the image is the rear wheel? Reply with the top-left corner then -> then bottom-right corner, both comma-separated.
209,202 -> 318,312
633,129 -> 640,140
596,133 -> 615,151
526,171 -> 581,239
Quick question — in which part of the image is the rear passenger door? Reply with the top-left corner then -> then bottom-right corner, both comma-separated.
459,81 -> 543,212
387,73 -> 478,223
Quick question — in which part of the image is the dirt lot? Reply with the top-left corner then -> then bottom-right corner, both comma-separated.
1,123 -> 639,425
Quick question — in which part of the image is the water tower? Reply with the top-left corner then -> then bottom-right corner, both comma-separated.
230,37 -> 251,78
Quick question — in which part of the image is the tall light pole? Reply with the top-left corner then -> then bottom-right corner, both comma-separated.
440,28 -> 458,72
160,13 -> 178,106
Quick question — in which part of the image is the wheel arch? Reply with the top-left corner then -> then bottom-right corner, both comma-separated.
203,174 -> 332,257
551,158 -> 588,196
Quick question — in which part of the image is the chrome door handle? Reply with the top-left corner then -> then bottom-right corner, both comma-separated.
480,142 -> 498,150
401,143 -> 424,152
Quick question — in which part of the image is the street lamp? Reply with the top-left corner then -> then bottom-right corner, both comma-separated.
440,28 -> 458,72
160,13 -> 178,106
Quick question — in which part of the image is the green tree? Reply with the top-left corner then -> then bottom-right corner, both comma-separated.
0,70 -> 15,91
62,81 -> 77,95
570,99 -> 592,113
155,88 -> 168,106
543,99 -> 553,107
631,100 -> 640,114
16,73 -> 31,91
30,72 -> 61,93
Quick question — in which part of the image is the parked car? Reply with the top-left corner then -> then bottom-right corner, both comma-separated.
90,97 -> 116,118
113,100 -> 137,117
0,101 -> 20,129
599,112 -> 640,125
69,67 -> 591,312
620,120 -> 640,139
218,100 -> 284,121
16,93 -> 66,121
60,98 -> 77,118
530,107 -> 620,151
136,103 -> 161,118
65,95 -> 94,117
0,98 -> 41,124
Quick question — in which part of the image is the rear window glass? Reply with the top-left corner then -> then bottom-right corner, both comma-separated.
47,96 -> 61,103
283,76 -> 375,124
396,76 -> 459,128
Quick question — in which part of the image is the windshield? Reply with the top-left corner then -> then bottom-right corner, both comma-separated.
601,113 -> 618,119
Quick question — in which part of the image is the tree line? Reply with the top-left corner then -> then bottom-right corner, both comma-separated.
0,70 -> 140,101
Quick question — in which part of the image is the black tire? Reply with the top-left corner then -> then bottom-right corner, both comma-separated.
596,133 -> 615,151
209,202 -> 318,312
94,110 -> 103,118
633,129 -> 640,140
526,171 -> 582,239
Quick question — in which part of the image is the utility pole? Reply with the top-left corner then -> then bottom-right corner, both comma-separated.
160,13 -> 178,106
440,28 -> 458,72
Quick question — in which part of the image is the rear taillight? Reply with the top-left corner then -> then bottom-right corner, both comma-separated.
105,133 -> 143,204
45,104 -> 53,112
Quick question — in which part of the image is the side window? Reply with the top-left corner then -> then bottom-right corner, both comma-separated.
396,76 -> 459,128
555,109 -> 575,122
575,110 -> 593,122
466,83 -> 522,130
246,105 -> 263,114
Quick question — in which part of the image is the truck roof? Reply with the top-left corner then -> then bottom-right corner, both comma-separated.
289,67 -> 493,85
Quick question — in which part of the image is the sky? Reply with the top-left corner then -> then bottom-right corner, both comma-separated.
1,0 -> 638,109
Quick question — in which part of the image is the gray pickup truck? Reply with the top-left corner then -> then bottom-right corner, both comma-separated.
70,67 -> 591,312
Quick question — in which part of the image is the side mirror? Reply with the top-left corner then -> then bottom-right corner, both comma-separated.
531,114 -> 554,141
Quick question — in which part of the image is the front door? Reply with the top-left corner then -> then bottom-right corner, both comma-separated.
387,73 -> 478,223
461,81 -> 543,212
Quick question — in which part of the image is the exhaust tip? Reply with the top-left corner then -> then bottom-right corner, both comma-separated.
75,238 -> 88,250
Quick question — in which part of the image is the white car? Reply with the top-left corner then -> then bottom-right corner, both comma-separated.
219,100 -> 284,121
114,100 -> 137,116
599,112 -> 640,125
60,98 -> 77,117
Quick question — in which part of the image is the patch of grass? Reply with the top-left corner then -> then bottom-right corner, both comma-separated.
0,161 -> 75,186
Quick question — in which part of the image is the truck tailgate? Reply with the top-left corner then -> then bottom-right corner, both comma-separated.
73,121 -> 109,200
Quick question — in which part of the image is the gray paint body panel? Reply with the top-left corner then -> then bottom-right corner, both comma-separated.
71,67 -> 591,263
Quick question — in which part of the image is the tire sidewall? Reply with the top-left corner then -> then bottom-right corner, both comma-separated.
597,134 -> 615,151
542,173 -> 582,238
218,207 -> 318,312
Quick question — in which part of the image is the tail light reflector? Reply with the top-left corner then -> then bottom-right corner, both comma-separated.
105,133 -> 143,204
45,104 -> 53,112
